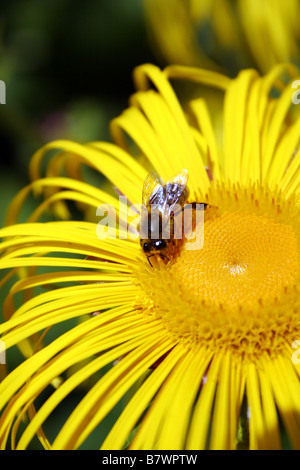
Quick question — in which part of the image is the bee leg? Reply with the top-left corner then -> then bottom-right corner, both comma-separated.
147,255 -> 154,267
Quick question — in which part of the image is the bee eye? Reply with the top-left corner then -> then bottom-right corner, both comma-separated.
154,240 -> 167,250
142,243 -> 151,253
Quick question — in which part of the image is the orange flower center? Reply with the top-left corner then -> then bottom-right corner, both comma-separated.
172,212 -> 299,310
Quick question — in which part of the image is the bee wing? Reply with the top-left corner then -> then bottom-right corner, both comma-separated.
165,168 -> 189,188
142,171 -> 162,206
164,169 -> 190,208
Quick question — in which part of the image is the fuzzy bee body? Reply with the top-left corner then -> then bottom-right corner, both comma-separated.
140,170 -> 191,265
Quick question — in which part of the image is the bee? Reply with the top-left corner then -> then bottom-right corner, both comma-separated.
140,169 -> 205,266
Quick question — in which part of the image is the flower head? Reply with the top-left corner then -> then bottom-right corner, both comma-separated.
0,63 -> 300,450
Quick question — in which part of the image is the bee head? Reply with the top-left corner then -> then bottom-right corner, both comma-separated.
141,239 -> 167,253
153,240 -> 167,251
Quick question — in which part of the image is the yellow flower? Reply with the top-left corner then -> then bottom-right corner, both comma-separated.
144,0 -> 300,74
0,63 -> 300,450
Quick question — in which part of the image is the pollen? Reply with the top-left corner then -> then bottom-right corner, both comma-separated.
136,185 -> 300,360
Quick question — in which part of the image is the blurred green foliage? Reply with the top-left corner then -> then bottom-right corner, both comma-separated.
0,0 -> 155,183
